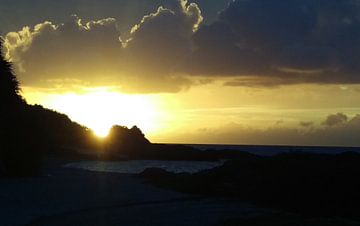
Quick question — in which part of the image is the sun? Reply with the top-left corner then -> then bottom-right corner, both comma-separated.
30,89 -> 163,138
92,124 -> 111,138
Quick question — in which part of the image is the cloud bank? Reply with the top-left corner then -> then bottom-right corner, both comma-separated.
163,113 -> 360,147
3,0 -> 360,92
184,0 -> 360,86
3,0 -> 202,93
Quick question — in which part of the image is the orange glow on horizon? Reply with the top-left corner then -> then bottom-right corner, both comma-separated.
23,88 -> 168,139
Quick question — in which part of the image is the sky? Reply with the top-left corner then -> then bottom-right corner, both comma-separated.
1,0 -> 360,146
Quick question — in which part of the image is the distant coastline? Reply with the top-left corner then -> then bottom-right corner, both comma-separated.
171,143 -> 360,156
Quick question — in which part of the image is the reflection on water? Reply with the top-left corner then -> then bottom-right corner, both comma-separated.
64,160 -> 226,174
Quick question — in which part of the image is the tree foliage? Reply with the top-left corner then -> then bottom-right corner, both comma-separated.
0,39 -> 23,107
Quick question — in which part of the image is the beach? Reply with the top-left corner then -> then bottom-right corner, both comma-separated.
2,150 -> 360,226
0,159 -> 269,226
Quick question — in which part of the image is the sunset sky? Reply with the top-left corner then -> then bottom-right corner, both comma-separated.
1,0 -> 360,146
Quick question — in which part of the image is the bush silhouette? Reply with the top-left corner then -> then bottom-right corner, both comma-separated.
0,42 -> 23,107
0,39 -> 43,176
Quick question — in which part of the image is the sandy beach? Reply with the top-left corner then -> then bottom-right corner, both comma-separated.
0,159 -> 269,226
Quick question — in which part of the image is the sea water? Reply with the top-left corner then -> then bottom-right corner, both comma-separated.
64,145 -> 359,174
187,144 -> 360,156
64,160 -> 226,174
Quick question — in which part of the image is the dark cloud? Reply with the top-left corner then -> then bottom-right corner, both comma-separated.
0,0 -> 229,36
121,0 -> 202,92
322,112 -> 348,127
182,0 -> 360,86
192,0 -> 232,23
0,0 -> 163,36
300,121 -> 314,128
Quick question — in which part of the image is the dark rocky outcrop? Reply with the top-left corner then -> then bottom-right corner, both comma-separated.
140,151 -> 360,219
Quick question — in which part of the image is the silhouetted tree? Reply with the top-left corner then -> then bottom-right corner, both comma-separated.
0,39 -> 43,176
0,39 -> 24,108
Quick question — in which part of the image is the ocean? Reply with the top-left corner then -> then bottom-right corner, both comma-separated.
64,144 -> 359,174
64,160 -> 225,174
187,144 -> 360,156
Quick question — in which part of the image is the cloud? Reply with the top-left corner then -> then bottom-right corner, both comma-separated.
2,0 -> 202,93
162,113 -> 360,146
181,0 -> 360,86
322,112 -> 348,127
0,0 -> 228,37
120,0 -> 203,92
3,16 -> 122,88
299,121 -> 314,128
4,0 -> 360,92
0,0 -> 167,38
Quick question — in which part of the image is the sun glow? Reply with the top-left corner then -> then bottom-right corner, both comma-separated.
25,89 -> 164,138
92,124 -> 111,138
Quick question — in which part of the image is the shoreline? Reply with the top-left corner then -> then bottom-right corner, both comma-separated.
0,159 -> 269,226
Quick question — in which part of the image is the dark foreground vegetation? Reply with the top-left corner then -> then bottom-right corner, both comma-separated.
140,151 -> 360,220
